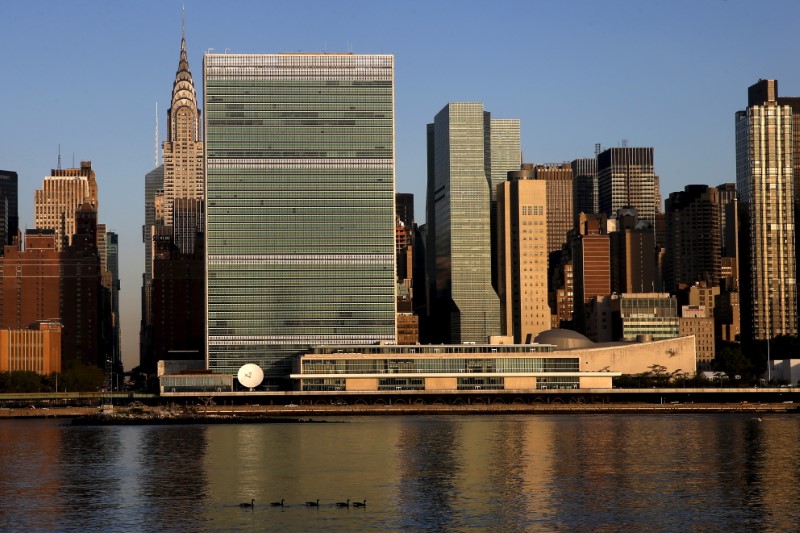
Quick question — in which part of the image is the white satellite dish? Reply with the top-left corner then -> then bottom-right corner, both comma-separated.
237,363 -> 264,390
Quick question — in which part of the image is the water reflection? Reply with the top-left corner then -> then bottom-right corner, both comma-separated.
1,415 -> 800,532
395,418 -> 461,531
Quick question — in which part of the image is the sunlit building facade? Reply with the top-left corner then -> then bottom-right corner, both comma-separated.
597,147 -> 657,225
735,79 -> 797,340
426,103 -> 505,343
34,161 -> 98,251
204,53 -> 397,382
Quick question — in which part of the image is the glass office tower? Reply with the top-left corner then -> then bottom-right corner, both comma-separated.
204,53 -> 396,383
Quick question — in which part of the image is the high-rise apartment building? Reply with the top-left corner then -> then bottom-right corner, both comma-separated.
597,147 -> 658,225
34,161 -> 98,251
204,53 -> 396,382
664,185 -> 723,292
497,178 -> 550,342
426,103 -> 503,343
735,79 -> 797,340
162,29 -> 204,232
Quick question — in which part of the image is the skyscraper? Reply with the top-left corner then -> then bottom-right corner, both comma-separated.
664,185 -> 724,292
497,177 -> 550,343
162,27 -> 204,233
204,53 -> 396,382
34,161 -> 98,251
572,158 -> 597,226
141,29 -> 206,372
572,213 -> 611,336
143,165 -> 164,283
597,147 -> 658,225
0,170 -> 18,246
736,79 -> 797,340
426,103 -> 503,343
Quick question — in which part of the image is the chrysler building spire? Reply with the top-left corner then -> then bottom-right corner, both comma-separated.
161,23 -> 204,240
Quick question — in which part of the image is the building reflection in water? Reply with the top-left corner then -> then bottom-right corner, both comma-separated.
0,420 -> 64,531
3,415 -> 800,531
392,416 -> 559,531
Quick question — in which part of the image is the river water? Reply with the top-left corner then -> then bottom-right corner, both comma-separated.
1,413 -> 798,532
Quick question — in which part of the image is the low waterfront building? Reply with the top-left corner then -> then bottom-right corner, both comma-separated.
536,328 -> 696,375
291,343 -> 620,392
0,321 -> 62,375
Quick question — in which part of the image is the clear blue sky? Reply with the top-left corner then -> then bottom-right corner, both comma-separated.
1,0 -> 798,370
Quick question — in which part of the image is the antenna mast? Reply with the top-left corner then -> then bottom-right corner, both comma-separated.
57,144 -> 62,170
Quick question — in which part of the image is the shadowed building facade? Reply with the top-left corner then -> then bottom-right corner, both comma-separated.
0,170 -> 18,247
204,53 -> 397,383
0,226 -> 102,367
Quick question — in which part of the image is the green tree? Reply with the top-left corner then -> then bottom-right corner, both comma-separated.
714,342 -> 753,382
60,361 -> 105,392
0,371 -> 45,393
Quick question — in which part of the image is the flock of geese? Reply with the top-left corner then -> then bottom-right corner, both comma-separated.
239,498 -> 366,509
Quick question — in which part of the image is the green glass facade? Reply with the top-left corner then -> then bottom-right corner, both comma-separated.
429,103 -> 505,343
203,54 -> 396,381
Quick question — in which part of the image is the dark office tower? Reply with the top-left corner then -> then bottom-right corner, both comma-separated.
736,79 -> 797,341
205,53 -> 396,382
151,235 -> 205,365
0,196 -> 8,251
396,193 -> 414,227
597,147 -> 657,225
395,193 -> 418,344
423,124 -> 439,338
143,165 -> 164,282
610,208 -> 657,294
0,171 -> 18,246
173,198 -> 204,255
395,193 -> 414,281
664,185 -> 723,293
413,224 -> 432,342
141,165 -> 163,369
716,183 -> 740,291
106,231 -> 120,366
572,158 -> 597,226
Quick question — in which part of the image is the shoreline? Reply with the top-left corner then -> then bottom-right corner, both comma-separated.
1,402 -> 797,422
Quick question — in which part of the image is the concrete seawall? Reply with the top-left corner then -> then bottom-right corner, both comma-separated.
1,402 -> 796,420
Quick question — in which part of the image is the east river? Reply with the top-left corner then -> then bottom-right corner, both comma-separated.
1,414 -> 799,532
